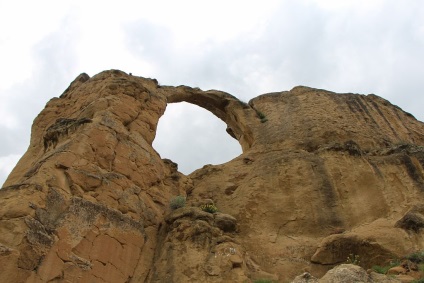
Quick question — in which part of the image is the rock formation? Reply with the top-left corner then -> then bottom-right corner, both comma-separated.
291,264 -> 404,283
1,70 -> 423,282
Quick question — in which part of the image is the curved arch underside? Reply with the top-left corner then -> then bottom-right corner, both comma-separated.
162,85 -> 257,152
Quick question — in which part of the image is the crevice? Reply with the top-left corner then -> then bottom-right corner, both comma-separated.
124,111 -> 141,131
43,118 -> 92,151
401,155 -> 424,189
69,197 -> 146,236
24,143 -> 72,180
367,98 -> 400,139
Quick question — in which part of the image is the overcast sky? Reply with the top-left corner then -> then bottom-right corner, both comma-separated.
1,0 -> 423,186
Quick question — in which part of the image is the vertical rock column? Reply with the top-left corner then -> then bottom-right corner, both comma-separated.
0,70 -> 182,283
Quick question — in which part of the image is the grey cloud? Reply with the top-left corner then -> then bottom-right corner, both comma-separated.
3,1 -> 424,184
153,103 -> 242,174
0,18 -> 80,186
124,19 -> 175,71
125,1 -> 424,174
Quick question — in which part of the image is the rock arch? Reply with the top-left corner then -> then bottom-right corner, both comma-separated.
153,102 -> 242,174
160,85 -> 256,151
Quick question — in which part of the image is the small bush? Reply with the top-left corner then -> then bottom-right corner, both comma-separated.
346,254 -> 360,265
253,280 -> 275,283
256,111 -> 268,123
371,259 -> 400,274
170,195 -> 186,210
257,111 -> 266,119
411,278 -> 424,283
372,265 -> 389,274
200,204 -> 218,214
407,250 -> 424,263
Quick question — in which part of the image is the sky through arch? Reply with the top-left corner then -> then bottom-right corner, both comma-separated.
153,102 -> 242,175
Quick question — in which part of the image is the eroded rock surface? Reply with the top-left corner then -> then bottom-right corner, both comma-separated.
1,70 -> 424,282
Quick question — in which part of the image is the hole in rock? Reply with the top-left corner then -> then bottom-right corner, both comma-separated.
153,102 -> 242,175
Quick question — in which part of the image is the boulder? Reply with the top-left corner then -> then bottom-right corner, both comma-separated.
214,213 -> 238,232
319,264 -> 371,283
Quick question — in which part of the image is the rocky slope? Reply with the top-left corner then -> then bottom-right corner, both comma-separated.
1,70 -> 423,282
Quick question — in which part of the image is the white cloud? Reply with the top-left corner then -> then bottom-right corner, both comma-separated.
309,0 -> 385,12
1,0 -> 424,185
153,103 -> 242,174
122,0 -> 279,46
0,154 -> 21,187
0,1 -> 73,90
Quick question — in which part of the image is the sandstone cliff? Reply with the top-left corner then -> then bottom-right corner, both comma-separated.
1,70 -> 423,282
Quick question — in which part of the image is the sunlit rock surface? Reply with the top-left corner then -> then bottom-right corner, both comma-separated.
1,70 -> 423,282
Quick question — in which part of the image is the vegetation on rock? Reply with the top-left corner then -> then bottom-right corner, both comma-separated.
407,251 -> 424,263
1,70 -> 424,283
371,260 -> 400,274
170,195 -> 186,210
200,203 -> 218,213
346,254 -> 360,265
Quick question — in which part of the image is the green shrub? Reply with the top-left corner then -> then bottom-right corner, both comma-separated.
170,195 -> 186,210
371,263 -> 397,274
256,110 -> 268,123
371,259 -> 400,274
372,265 -> 389,274
257,111 -> 266,119
200,204 -> 218,213
407,250 -> 424,263
411,278 -> 424,283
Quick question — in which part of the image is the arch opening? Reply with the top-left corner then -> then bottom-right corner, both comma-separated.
152,102 -> 242,175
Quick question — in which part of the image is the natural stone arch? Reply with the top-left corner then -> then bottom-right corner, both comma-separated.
160,85 -> 256,151
153,102 -> 243,174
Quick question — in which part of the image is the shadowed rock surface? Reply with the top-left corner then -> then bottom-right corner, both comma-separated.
1,70 -> 423,282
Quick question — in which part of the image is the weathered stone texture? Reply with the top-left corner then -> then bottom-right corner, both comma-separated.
1,70 -> 424,282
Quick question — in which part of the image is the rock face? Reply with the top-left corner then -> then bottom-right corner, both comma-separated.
316,264 -> 401,283
1,70 -> 424,282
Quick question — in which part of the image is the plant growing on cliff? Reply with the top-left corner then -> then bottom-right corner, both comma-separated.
346,254 -> 360,265
371,265 -> 387,274
200,204 -> 218,213
256,110 -> 268,123
407,250 -> 424,263
371,260 -> 399,274
170,195 -> 186,210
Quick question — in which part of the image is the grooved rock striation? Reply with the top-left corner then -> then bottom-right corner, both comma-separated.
1,70 -> 423,282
